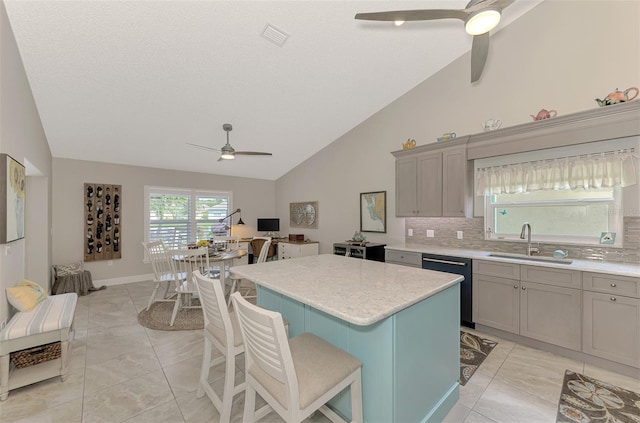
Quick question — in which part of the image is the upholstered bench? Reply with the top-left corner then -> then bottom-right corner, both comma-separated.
0,293 -> 77,400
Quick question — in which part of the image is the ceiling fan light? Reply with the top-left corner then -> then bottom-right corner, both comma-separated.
220,152 -> 235,160
465,9 -> 500,35
394,20 -> 405,26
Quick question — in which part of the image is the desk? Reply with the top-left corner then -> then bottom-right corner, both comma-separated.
230,254 -> 462,423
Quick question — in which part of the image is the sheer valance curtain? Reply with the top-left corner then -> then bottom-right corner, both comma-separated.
476,149 -> 638,195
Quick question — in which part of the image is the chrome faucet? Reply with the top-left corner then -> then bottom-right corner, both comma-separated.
520,223 -> 540,256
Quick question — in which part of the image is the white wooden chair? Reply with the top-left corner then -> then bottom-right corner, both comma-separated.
227,237 -> 271,307
211,236 -> 240,279
231,292 -> 363,423
193,270 -> 274,423
168,247 -> 209,326
142,240 -> 179,311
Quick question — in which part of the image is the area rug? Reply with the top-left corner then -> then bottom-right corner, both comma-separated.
137,300 -> 204,331
556,370 -> 640,423
460,331 -> 497,386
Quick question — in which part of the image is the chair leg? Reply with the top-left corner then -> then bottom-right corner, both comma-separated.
170,294 -> 181,326
350,371 -> 363,423
242,383 -> 256,423
147,282 -> 160,311
220,352 -> 236,423
227,279 -> 239,308
197,338 -> 212,398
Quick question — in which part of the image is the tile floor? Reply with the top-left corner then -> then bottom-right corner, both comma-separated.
1,280 -> 638,423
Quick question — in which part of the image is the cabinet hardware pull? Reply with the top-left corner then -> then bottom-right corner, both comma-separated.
522,286 -> 526,290
513,285 -> 518,289
422,258 -> 467,266
610,297 -> 616,301
610,283 -> 617,287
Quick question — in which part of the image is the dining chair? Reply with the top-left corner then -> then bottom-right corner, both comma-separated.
249,236 -> 275,263
211,235 -> 240,278
231,292 -> 363,423
168,247 -> 209,326
141,240 -> 179,311
227,237 -> 272,307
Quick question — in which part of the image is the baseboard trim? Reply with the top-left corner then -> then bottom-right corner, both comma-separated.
476,324 -> 640,379
94,273 -> 153,287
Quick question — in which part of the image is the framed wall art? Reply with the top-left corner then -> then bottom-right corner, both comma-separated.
0,154 -> 26,243
289,201 -> 318,229
84,183 -> 122,261
360,191 -> 386,233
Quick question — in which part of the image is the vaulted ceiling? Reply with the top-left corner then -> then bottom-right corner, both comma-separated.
4,0 -> 541,180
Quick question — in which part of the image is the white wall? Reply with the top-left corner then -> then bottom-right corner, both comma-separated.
52,158 -> 276,282
0,1 -> 52,322
275,0 -> 640,253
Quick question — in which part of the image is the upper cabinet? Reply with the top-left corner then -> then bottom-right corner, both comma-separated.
393,137 -> 470,217
391,101 -> 640,218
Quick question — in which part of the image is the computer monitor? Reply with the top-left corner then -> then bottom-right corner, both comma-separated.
257,218 -> 280,233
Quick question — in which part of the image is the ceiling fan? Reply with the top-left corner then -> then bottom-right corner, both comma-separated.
187,123 -> 273,161
354,0 -> 514,83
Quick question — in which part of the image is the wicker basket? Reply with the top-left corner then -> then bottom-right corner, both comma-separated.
10,342 -> 61,368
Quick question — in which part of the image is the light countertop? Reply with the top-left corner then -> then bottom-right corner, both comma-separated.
385,244 -> 640,278
230,254 -> 462,326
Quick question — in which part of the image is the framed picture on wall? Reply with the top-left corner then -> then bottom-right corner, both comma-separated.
0,154 -> 26,243
360,191 -> 386,233
289,201 -> 318,229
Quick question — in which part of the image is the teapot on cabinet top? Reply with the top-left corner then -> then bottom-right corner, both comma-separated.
531,109 -> 557,121
595,87 -> 639,107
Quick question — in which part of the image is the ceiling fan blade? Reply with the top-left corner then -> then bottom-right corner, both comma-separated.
234,151 -> 272,156
355,9 -> 467,22
186,142 -> 221,152
492,0 -> 515,11
471,32 -> 490,83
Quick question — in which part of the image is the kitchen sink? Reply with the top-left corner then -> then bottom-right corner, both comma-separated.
488,252 -> 573,265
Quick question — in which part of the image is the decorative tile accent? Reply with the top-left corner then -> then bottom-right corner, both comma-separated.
406,217 -> 640,263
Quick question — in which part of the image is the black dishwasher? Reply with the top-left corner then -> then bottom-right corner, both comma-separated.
422,253 -> 473,329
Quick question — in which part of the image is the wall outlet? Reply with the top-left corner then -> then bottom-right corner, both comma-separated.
457,231 -> 463,239
426,230 -> 435,238
408,229 -> 413,236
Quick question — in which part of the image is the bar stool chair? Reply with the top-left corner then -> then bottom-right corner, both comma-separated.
193,270 -> 275,423
231,292 -> 364,423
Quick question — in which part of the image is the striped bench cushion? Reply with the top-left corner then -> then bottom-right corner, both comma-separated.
0,293 -> 77,341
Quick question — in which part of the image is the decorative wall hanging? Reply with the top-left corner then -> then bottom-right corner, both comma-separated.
289,201 -> 318,229
84,183 -> 121,261
360,191 -> 386,233
0,154 -> 25,243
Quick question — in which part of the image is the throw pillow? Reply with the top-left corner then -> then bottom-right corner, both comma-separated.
6,279 -> 48,312
19,279 -> 48,301
54,262 -> 83,277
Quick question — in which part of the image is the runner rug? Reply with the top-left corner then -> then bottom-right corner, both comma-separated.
459,331 -> 497,386
556,370 -> 640,423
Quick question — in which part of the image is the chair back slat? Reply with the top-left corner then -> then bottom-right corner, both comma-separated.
170,247 -> 210,282
232,292 -> 294,388
213,236 -> 240,251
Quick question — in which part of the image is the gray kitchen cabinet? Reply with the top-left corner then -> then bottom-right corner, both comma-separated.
441,147 -> 468,217
385,249 -> 422,268
395,152 -> 441,216
582,272 -> 640,368
474,260 -> 582,351
520,281 -> 582,350
473,273 -> 520,334
392,138 -> 469,217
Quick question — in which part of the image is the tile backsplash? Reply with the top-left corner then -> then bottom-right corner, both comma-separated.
406,217 -> 640,264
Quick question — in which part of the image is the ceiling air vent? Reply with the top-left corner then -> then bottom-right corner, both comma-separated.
261,23 -> 289,47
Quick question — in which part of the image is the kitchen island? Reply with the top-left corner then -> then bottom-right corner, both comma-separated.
230,254 -> 463,423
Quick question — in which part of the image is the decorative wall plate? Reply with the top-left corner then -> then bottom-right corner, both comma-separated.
289,201 -> 318,229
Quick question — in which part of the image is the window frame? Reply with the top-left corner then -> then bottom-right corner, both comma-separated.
483,187 -> 623,247
144,186 -> 233,251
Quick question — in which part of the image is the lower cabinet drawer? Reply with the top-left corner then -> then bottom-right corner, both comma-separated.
385,250 -> 421,267
583,272 -> 640,298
